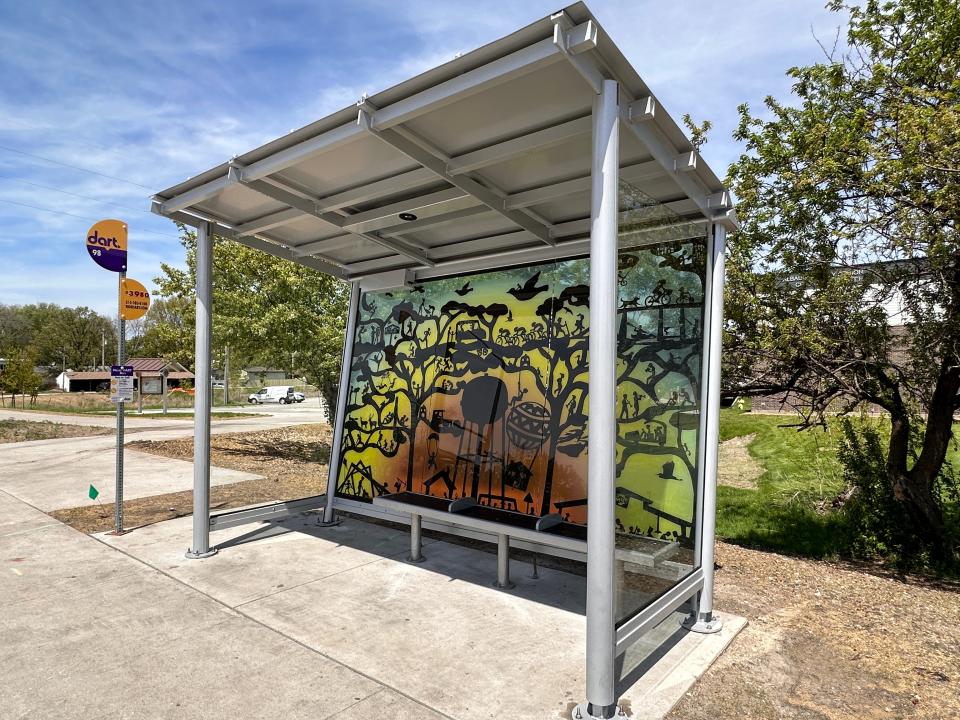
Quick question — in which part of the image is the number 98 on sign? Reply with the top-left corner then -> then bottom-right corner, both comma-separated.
119,278 -> 151,320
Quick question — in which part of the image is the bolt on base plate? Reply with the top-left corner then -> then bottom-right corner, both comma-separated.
571,702 -> 628,719
681,612 -> 723,634
185,548 -> 218,559
315,517 -> 343,527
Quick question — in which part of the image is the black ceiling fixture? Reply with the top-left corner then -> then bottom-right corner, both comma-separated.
398,212 -> 417,221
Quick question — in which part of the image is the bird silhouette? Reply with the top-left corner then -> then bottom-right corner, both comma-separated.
657,461 -> 679,480
455,281 -> 473,296
507,271 -> 548,301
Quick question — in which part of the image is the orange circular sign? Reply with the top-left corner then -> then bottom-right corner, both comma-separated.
119,278 -> 151,320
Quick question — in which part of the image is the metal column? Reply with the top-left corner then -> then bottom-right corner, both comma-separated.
186,221 -> 217,559
320,282 -> 360,525
495,533 -> 514,589
114,272 -> 125,535
409,514 -> 425,562
583,78 -> 620,720
685,223 -> 726,632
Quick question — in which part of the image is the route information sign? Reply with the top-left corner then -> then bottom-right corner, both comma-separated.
110,365 -> 134,403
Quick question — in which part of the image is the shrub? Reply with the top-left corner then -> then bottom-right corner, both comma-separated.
837,418 -> 958,572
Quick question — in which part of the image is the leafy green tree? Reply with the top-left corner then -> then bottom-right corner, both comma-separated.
0,349 -> 42,408
725,0 -> 960,562
154,228 -> 349,416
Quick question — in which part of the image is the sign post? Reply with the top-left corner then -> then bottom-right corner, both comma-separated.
86,219 -> 136,535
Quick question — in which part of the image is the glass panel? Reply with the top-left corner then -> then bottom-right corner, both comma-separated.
337,261 -> 592,530
613,181 -> 707,624
334,182 -> 708,624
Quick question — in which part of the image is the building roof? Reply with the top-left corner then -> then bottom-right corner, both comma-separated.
126,357 -> 188,373
152,2 -> 735,284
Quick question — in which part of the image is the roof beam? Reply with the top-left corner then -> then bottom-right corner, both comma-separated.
505,160 -> 662,209
359,107 -> 556,246
446,115 -> 592,176
150,202 -> 348,277
231,166 -> 434,267
232,207 -> 304,236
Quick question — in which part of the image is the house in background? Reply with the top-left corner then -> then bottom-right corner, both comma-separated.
242,366 -> 288,385
56,357 -> 194,393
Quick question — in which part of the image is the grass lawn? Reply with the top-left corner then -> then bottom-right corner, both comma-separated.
715,409 -> 960,561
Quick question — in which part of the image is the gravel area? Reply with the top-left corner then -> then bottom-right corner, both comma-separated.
669,543 -> 960,720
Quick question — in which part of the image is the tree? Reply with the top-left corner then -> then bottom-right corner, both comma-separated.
154,228 -> 349,415
0,349 -> 42,408
725,0 -> 960,561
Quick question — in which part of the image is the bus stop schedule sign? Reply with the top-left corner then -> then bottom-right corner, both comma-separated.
110,365 -> 134,403
86,219 -> 128,273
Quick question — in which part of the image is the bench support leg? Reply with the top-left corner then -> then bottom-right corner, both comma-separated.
409,514 -> 426,563
494,533 -> 515,589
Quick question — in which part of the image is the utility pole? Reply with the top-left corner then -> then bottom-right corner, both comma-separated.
101,331 -> 105,369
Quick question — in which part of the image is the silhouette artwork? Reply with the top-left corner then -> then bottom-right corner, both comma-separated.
336,235 -> 707,543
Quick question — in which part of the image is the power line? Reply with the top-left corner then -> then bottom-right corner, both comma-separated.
0,197 -> 181,241
0,144 -> 154,190
0,175 -> 150,216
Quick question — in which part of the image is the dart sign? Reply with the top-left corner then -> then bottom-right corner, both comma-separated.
86,219 -> 127,272
119,277 -> 151,320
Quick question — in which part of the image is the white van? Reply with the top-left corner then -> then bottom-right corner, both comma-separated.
248,386 -> 295,404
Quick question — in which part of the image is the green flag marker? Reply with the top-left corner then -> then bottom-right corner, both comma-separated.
88,484 -> 99,500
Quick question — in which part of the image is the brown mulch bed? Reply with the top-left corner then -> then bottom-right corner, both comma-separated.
0,419 -> 112,444
51,424 -> 332,534
669,543 -> 960,720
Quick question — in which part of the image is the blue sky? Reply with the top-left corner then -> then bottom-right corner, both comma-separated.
0,0 -> 847,316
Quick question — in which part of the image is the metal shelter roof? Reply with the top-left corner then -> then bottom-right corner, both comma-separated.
152,2 -> 736,282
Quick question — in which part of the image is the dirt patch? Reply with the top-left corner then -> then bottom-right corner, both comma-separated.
668,543 -> 960,720
0,419 -> 112,444
717,433 -> 763,489
51,423 -> 332,534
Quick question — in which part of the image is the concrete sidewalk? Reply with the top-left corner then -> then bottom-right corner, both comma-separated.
98,512 -> 746,719
0,433 -> 262,510
0,489 -> 427,720
0,404 -> 331,511
1,486 -> 744,719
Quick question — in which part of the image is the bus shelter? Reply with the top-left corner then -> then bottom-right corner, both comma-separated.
152,3 -> 736,716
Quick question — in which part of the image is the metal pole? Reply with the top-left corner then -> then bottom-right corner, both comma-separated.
115,272 -> 125,535
162,371 -> 168,415
685,223 -> 726,633
186,222 -> 216,558
320,282 -> 360,525
495,533 -> 513,589
409,513 -> 425,562
583,78 -> 620,720
224,345 -> 230,405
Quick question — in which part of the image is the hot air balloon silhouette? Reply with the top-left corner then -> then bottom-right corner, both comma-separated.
452,377 -> 508,505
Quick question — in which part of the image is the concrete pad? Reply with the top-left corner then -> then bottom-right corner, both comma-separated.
0,496 -> 384,720
0,435 -> 262,510
330,688 -> 450,719
53,506 -> 745,719
98,514 -> 439,608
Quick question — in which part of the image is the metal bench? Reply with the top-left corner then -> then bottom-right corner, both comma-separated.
372,492 -> 684,591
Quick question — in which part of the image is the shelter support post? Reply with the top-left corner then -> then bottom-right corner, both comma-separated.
683,223 -> 726,633
186,221 -> 217,559
319,282 -> 361,526
582,78 -> 620,720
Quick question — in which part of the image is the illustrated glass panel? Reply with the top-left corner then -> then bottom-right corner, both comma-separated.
336,187 -> 707,622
